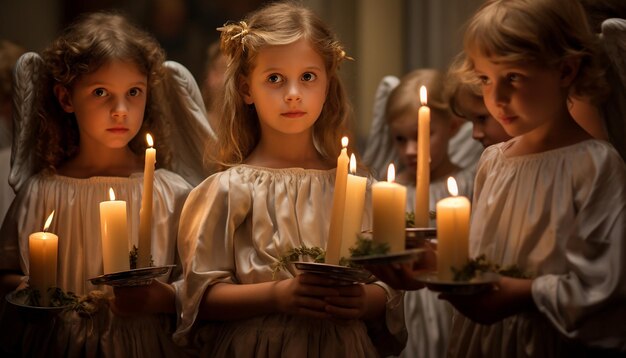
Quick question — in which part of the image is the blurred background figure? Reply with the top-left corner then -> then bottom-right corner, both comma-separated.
0,39 -> 26,223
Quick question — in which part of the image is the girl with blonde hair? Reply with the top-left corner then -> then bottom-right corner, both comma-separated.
174,2 -> 406,357
441,0 -> 626,356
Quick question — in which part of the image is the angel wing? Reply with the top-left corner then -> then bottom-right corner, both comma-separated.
10,52 -> 43,193
600,18 -> 626,161
161,61 -> 217,186
362,76 -> 400,180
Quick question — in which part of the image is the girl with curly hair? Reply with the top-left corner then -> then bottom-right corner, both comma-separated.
0,12 -> 194,357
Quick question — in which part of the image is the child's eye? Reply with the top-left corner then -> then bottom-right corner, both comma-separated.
507,73 -> 521,82
394,135 -> 407,144
474,115 -> 488,123
267,74 -> 283,83
477,75 -> 490,85
301,72 -> 317,82
128,88 -> 142,97
93,88 -> 108,97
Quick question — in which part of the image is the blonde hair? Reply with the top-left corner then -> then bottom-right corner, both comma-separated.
458,0 -> 608,103
386,69 -> 452,125
36,12 -> 170,173
212,1 -> 352,168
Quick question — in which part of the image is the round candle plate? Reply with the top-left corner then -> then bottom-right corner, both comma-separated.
414,272 -> 499,295
5,290 -> 71,314
294,262 -> 374,283
349,248 -> 426,266
89,265 -> 175,287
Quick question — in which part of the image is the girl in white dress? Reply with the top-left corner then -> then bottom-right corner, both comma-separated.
0,13 -> 193,357
442,0 -> 626,356
174,2 -> 406,357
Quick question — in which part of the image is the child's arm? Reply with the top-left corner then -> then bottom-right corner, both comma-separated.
197,273 -> 341,320
0,271 -> 25,297
110,280 -> 176,316
440,276 -> 536,325
324,283 -> 387,320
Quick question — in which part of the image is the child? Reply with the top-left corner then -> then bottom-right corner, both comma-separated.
447,64 -> 512,149
0,13 -> 195,357
384,69 -> 474,358
442,0 -> 626,356
174,2 -> 406,357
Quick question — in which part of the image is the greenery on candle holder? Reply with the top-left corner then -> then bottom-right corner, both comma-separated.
405,211 -> 436,228
271,245 -> 325,279
451,254 -> 532,282
12,286 -> 78,308
129,245 -> 154,269
349,235 -> 390,258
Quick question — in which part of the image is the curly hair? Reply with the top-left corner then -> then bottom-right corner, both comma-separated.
457,0 -> 608,105
211,1 -> 353,169
35,12 -> 171,173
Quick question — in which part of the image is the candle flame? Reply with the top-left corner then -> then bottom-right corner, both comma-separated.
350,153 -> 357,174
146,133 -> 154,147
43,210 -> 55,232
447,177 -> 458,196
109,187 -> 116,201
420,86 -> 427,106
387,163 -> 396,183
341,136 -> 349,148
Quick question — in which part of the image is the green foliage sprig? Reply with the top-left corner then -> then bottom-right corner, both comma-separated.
271,245 -> 325,279
451,254 -> 532,282
349,235 -> 390,257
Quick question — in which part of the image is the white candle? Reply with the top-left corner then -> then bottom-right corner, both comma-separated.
415,86 -> 430,228
326,136 -> 349,265
436,177 -> 470,281
339,154 -> 367,259
28,211 -> 58,306
138,133 -> 156,268
372,164 -> 407,253
100,188 -> 130,274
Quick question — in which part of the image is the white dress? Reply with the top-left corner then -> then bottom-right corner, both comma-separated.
0,169 -> 192,357
401,167 -> 475,358
448,139 -> 626,357
174,165 -> 407,358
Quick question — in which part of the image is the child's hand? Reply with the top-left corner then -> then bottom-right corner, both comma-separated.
364,262 -> 426,291
274,273 -> 341,319
323,283 -> 367,319
111,280 -> 175,317
439,276 -> 535,325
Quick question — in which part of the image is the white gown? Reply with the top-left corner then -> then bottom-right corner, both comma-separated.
0,169 -> 192,357
174,165 -> 407,357
448,139 -> 626,357
401,167 -> 475,358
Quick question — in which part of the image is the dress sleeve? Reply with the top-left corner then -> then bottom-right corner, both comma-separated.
173,171 -> 252,345
532,144 -> 626,349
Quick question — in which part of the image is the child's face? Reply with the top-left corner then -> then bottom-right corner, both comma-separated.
389,109 -> 455,181
56,59 -> 147,150
455,89 -> 511,148
241,38 -> 328,138
473,55 -> 567,138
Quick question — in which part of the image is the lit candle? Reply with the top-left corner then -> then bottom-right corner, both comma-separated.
415,86 -> 430,227
436,177 -> 470,280
28,211 -> 58,306
100,188 -> 130,274
372,164 -> 407,253
138,133 -> 156,268
326,137 -> 349,265
339,154 -> 367,259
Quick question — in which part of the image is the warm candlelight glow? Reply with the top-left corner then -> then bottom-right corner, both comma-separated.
447,177 -> 458,196
109,187 -> 116,201
387,163 -> 396,183
341,136 -> 349,148
43,211 -> 54,232
349,154 -> 357,174
420,86 -> 427,106
146,133 -> 154,147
